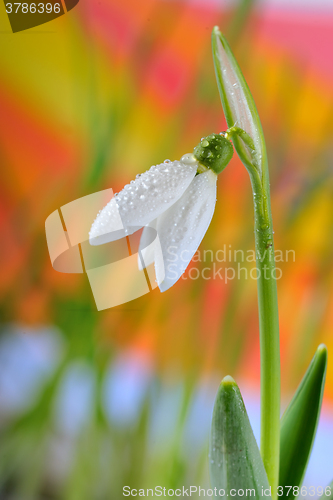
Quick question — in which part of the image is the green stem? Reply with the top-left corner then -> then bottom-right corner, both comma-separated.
227,127 -> 281,497
251,161 -> 280,499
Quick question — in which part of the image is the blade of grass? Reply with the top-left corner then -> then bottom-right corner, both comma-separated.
279,344 -> 328,498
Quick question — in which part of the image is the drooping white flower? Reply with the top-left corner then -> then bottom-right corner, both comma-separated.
89,134 -> 233,292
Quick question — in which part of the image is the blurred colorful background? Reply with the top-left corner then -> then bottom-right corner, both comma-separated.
1,0 -> 333,497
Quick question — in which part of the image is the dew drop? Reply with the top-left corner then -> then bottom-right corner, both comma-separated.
181,153 -> 196,163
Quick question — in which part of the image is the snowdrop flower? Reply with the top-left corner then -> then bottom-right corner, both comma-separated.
89,134 -> 233,292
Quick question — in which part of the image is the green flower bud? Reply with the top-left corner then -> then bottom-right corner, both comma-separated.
193,133 -> 234,175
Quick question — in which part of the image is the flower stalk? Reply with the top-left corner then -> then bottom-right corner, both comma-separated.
212,28 -> 280,497
250,152 -> 280,499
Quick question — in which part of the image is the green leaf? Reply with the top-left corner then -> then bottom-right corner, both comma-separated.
210,376 -> 271,498
211,26 -> 267,177
279,344 -> 328,498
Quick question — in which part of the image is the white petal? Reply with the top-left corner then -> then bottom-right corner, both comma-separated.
138,219 -> 157,271
89,198 -> 125,245
89,156 -> 198,245
155,170 -> 217,292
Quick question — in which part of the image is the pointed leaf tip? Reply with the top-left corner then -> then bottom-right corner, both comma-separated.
279,344 -> 328,498
210,377 -> 271,498
221,375 -> 236,385
317,343 -> 328,356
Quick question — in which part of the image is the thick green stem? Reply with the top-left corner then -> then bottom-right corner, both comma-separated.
250,164 -> 280,499
226,125 -> 281,496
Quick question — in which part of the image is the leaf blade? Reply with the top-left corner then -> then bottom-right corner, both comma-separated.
279,344 -> 328,498
210,376 -> 271,498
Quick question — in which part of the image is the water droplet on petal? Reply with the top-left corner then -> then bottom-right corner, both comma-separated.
181,153 -> 196,164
